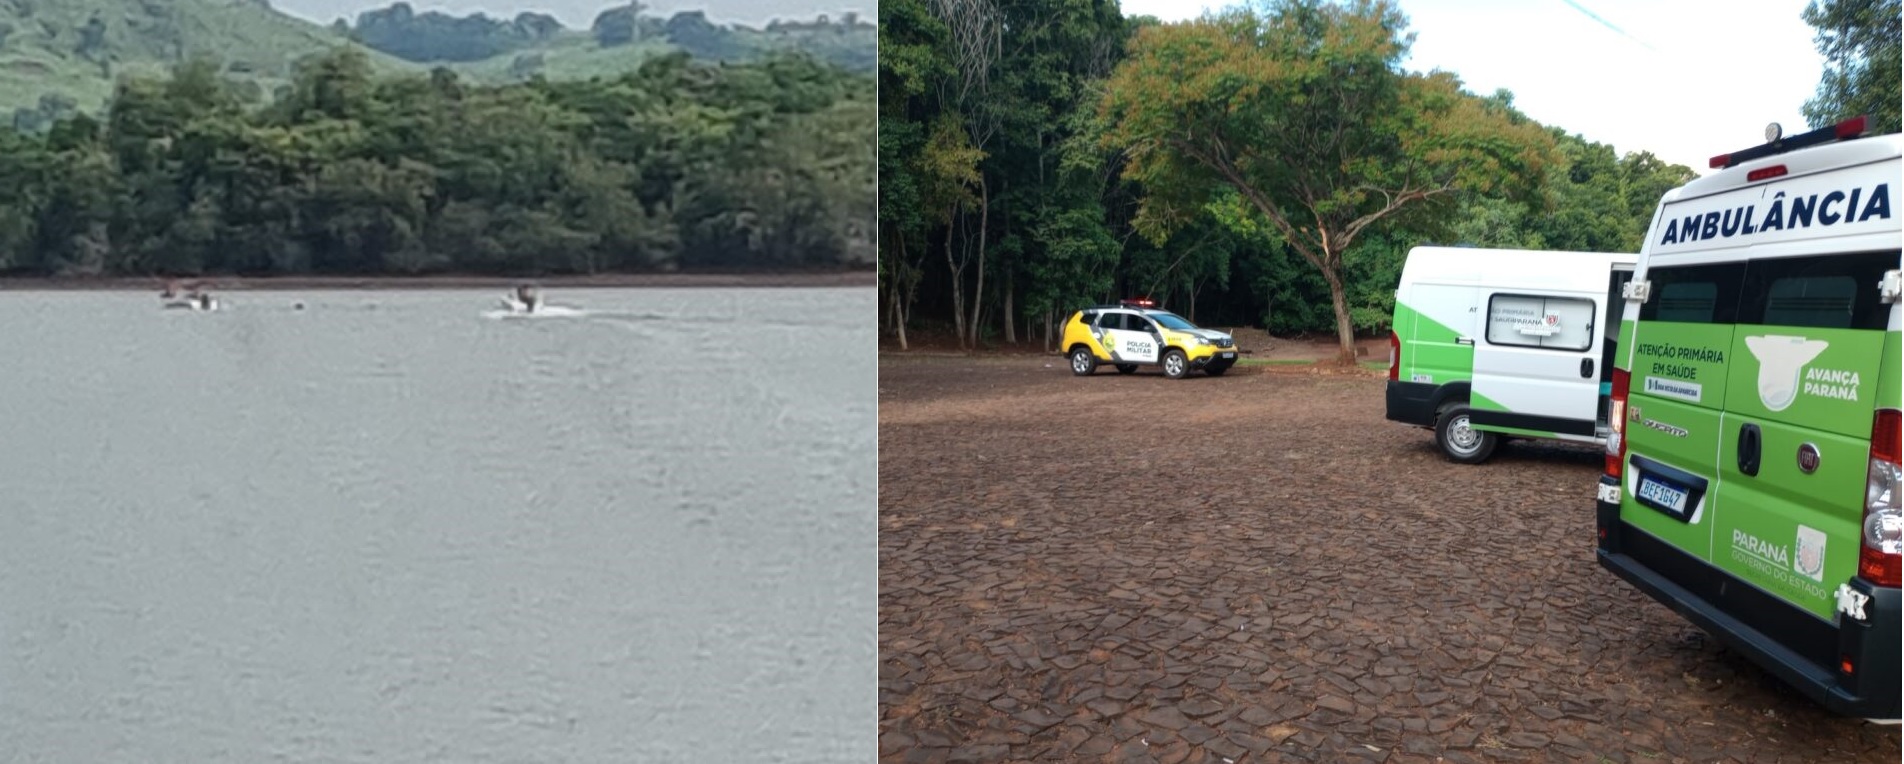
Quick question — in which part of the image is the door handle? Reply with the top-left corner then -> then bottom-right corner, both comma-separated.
1456,337 -> 1474,346
1738,423 -> 1762,477
1580,358 -> 1594,378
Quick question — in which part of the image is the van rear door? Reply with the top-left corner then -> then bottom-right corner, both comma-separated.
1713,250 -> 1897,621
1470,287 -> 1604,439
1620,259 -> 1744,564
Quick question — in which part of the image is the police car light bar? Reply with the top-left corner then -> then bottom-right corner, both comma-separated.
1710,115 -> 1869,170
1121,297 -> 1157,308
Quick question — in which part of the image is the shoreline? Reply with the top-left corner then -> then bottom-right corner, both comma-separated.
0,270 -> 877,291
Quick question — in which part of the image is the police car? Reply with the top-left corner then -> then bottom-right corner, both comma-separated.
1059,299 -> 1239,379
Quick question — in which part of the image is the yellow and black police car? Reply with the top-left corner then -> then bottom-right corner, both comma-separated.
1060,299 -> 1239,379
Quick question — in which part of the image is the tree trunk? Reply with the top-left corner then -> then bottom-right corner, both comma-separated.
967,176 -> 989,351
1321,261 -> 1356,364
1002,272 -> 1015,344
891,274 -> 909,352
1044,310 -> 1053,353
945,204 -> 966,349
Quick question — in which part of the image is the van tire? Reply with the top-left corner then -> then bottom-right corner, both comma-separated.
1069,348 -> 1098,376
1162,349 -> 1189,379
1115,364 -> 1138,374
1435,403 -> 1497,464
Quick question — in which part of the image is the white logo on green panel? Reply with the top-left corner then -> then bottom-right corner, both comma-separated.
1743,335 -> 1830,411
1734,529 -> 1789,566
1794,525 -> 1826,582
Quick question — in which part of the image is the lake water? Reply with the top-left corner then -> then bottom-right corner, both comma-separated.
0,288 -> 875,762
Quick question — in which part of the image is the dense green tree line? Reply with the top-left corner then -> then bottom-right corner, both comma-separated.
343,3 -> 562,63
880,0 -> 1891,359
0,47 -> 874,277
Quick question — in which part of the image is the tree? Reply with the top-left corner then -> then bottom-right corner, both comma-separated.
1801,0 -> 1901,133
593,4 -> 643,47
876,0 -> 953,348
1100,0 -> 1554,363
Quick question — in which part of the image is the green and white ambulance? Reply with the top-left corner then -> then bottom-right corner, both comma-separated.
1595,117 -> 1900,720
1386,246 -> 1637,463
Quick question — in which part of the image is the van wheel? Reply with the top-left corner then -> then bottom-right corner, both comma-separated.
1161,349 -> 1189,379
1069,348 -> 1098,376
1115,364 -> 1137,374
1435,403 -> 1497,464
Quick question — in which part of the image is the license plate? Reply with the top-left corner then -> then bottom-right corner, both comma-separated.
1636,475 -> 1689,515
1220,352 -> 1235,359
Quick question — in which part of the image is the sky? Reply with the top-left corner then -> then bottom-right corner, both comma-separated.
271,0 -> 863,30
1113,0 -> 1830,174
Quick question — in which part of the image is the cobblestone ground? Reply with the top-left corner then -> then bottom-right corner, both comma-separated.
878,355 -> 1903,764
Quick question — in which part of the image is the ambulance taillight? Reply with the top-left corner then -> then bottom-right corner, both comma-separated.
1604,368 -> 1631,479
1859,408 -> 1902,587
1387,331 -> 1400,381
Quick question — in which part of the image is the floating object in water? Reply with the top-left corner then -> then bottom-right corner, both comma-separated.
163,295 -> 219,311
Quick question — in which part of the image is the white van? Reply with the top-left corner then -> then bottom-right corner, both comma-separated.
1596,117 -> 1899,719
1386,246 -> 1637,462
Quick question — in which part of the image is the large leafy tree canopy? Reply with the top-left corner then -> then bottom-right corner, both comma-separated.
0,48 -> 874,278
1100,0 -> 1556,361
1801,0 -> 1902,133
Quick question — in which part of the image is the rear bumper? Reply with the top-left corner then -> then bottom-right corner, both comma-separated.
1188,349 -> 1238,368
1386,380 -> 1437,427
1596,479 -> 1901,719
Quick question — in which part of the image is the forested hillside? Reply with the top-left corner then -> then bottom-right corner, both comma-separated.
339,2 -> 875,79
0,49 -> 874,277
0,0 -> 872,124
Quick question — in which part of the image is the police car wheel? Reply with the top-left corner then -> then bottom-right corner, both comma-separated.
1434,403 -> 1497,464
1069,348 -> 1098,376
1115,364 -> 1137,374
1162,349 -> 1188,379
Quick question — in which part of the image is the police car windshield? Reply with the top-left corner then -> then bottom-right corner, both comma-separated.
1148,312 -> 1197,330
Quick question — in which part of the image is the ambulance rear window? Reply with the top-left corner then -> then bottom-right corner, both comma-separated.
1739,250 -> 1897,331
1639,263 -> 1744,325
1763,276 -> 1856,328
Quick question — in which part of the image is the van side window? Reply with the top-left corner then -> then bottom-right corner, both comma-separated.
1638,263 -> 1744,324
1739,250 -> 1898,331
1485,294 -> 1595,351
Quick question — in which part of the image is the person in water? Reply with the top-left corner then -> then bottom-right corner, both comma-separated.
516,284 -> 539,312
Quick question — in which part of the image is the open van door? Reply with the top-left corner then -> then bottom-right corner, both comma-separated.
1470,287 -> 1606,439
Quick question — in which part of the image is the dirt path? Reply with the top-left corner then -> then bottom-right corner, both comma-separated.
878,354 -> 1900,763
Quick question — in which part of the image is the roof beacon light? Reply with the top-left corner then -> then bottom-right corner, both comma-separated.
1711,115 -> 1872,170
1121,297 -> 1157,309
1835,115 -> 1868,139
1746,165 -> 1789,182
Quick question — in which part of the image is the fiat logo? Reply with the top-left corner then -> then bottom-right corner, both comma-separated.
1797,443 -> 1820,474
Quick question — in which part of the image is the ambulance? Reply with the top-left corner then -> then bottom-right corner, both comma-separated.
1385,246 -> 1637,463
1595,117 -> 1900,719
